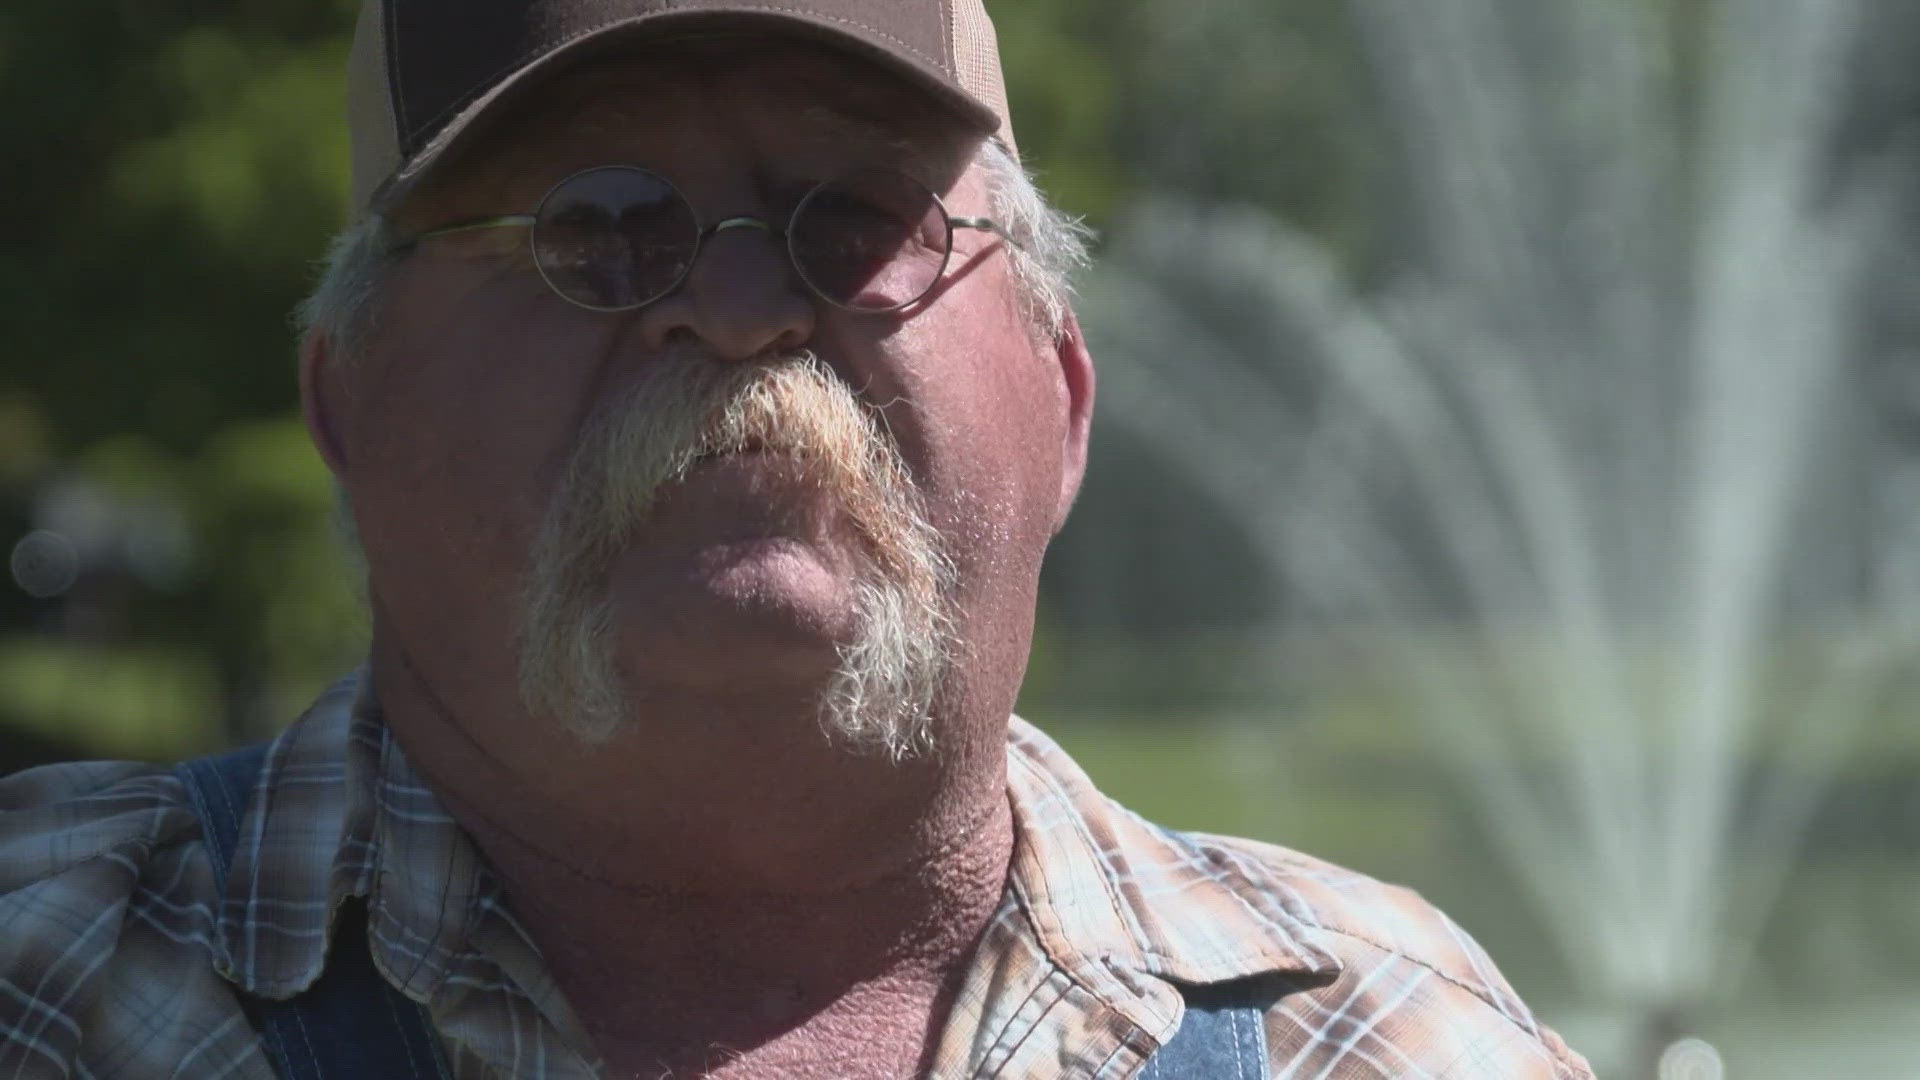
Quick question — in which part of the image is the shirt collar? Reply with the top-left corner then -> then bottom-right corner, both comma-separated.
1002,716 -> 1342,1032
214,669 -> 493,1003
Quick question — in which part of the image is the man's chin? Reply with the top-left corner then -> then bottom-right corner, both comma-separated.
590,534 -> 955,762
609,535 -> 866,656
523,573 -> 948,760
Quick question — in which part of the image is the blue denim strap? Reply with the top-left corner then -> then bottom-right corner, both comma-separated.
1139,980 -> 1271,1079
176,744 -> 450,1080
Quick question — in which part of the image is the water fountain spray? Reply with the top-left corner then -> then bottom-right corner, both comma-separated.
1082,0 -> 1916,1072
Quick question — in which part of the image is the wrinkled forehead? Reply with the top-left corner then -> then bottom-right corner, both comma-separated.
410,34 -> 982,213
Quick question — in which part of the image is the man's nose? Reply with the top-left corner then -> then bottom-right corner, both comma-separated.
632,217 -> 816,359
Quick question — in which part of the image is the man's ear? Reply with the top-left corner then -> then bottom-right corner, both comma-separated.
300,332 -> 354,479
1052,309 -> 1095,532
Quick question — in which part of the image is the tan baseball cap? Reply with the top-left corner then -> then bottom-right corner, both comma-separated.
345,0 -> 1015,211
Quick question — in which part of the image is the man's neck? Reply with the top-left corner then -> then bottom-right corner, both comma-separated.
368,647 -> 1017,1078
461,793 -> 1013,1078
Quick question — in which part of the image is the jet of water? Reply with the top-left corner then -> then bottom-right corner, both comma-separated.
1081,0 -> 1916,1044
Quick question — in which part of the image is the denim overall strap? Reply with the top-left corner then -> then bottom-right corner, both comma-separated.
176,744 -> 450,1080
1139,980 -> 1271,1080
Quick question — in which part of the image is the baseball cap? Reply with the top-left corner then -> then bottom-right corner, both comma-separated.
345,0 -> 1016,211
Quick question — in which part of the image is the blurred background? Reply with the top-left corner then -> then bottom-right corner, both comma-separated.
4,1 -> 1918,1075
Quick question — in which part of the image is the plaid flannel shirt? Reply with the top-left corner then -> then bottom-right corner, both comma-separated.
0,671 -> 1591,1078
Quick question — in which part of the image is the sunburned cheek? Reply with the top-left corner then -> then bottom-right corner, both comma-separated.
355,337 -> 606,507
342,384 -> 563,586
878,385 -> 1062,554
355,472 -> 528,578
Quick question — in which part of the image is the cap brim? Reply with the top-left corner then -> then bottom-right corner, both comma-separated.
374,8 -> 1002,210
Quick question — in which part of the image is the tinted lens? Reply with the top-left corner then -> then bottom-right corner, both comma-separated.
790,170 -> 952,311
532,167 -> 698,310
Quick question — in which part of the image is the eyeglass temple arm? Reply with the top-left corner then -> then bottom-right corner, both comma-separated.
390,214 -> 538,254
949,216 -> 1022,249
414,214 -> 538,241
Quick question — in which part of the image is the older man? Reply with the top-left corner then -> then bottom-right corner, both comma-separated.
0,2 -> 1591,1078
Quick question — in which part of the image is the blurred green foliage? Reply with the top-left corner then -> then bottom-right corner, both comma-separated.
0,3 -> 364,751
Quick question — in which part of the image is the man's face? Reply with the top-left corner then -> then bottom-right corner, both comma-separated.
309,39 -> 1091,774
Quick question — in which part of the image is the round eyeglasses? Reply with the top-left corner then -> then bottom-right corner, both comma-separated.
397,165 -> 1016,314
